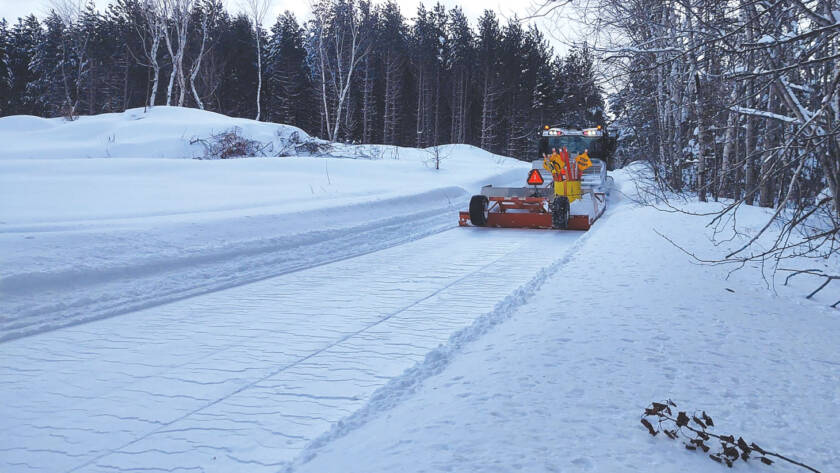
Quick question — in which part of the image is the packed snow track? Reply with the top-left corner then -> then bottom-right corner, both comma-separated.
0,226 -> 585,472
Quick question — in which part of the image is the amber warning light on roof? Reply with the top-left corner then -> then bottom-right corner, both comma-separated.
527,169 -> 544,186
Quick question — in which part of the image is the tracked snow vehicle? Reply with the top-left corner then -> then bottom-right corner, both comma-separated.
459,125 -> 611,230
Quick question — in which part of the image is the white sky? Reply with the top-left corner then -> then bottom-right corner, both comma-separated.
0,0 -> 571,53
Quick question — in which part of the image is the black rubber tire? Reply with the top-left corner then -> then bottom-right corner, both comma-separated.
551,196 -> 569,229
469,195 -> 490,226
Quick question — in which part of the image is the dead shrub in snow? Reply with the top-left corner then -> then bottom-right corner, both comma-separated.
294,139 -> 333,156
641,400 -> 821,472
275,130 -> 333,157
61,102 -> 77,122
424,145 -> 451,170
193,127 -> 272,159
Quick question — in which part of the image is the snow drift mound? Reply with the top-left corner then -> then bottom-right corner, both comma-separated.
0,115 -> 59,133
0,106 -> 311,160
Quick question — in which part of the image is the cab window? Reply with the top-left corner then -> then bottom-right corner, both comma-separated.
539,136 -> 597,157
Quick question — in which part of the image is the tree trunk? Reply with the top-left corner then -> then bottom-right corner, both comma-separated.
759,92 -> 779,208
382,51 -> 401,146
190,19 -> 208,110
149,33 -> 160,108
317,30 -> 331,140
255,28 -> 262,121
742,0 -> 757,205
694,73 -> 710,202
743,104 -> 757,205
719,85 -> 740,198
480,75 -> 495,152
383,52 -> 394,145
361,55 -> 373,143
164,29 -> 176,106
415,66 -> 424,147
433,66 -> 440,146
450,68 -> 462,143
177,50 -> 186,106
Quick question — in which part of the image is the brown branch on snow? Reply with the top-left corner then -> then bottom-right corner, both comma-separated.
641,400 -> 824,472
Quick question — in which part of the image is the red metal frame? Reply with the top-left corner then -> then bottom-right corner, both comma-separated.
458,193 -> 605,231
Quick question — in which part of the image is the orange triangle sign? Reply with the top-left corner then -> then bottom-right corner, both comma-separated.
527,169 -> 544,186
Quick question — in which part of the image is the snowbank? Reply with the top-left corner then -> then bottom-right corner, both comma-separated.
0,107 -> 527,226
0,106 -> 308,159
0,152 -> 519,226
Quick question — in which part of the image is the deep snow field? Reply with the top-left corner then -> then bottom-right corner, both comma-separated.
0,108 -> 837,473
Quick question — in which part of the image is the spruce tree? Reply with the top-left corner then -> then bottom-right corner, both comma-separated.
265,11 -> 315,131
475,10 -> 501,153
0,20 -> 12,115
8,16 -> 42,115
216,14 -> 258,118
378,1 -> 405,146
500,18 -> 526,159
30,12 -> 69,117
559,46 -> 604,126
445,7 -> 472,144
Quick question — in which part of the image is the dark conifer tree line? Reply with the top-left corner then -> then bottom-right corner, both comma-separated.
0,0 -> 605,160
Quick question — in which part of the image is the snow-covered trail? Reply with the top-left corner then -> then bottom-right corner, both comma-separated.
0,226 -> 581,473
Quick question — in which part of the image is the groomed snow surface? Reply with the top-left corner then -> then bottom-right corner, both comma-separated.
1,108 -> 837,473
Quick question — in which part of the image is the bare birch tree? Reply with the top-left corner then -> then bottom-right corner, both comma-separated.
311,0 -> 368,142
189,1 -> 215,110
137,0 -> 165,108
160,0 -> 193,106
244,0 -> 271,121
